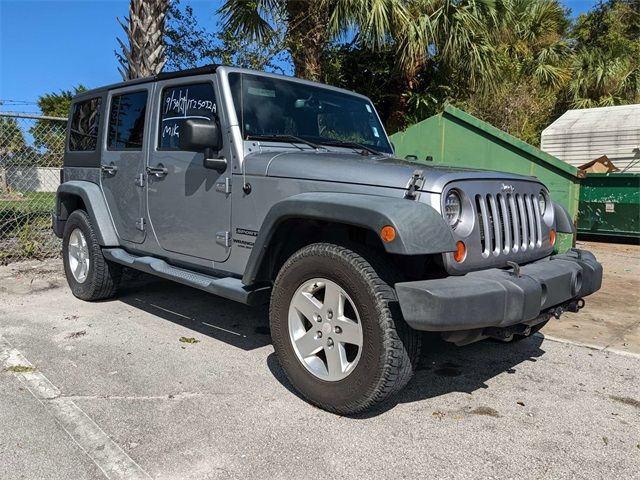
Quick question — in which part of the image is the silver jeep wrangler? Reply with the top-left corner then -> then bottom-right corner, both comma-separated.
53,65 -> 602,414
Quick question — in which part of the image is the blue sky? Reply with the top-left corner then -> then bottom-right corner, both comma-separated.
0,0 -> 600,113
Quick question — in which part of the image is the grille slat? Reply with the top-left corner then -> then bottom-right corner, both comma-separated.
524,195 -> 536,249
508,194 -> 520,253
517,195 -> 529,251
487,194 -> 501,256
476,195 -> 492,258
532,194 -> 543,247
475,191 -> 543,258
498,194 -> 511,254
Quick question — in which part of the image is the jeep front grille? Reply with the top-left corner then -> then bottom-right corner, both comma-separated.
475,193 -> 543,257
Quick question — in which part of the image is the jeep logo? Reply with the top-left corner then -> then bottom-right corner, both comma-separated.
501,183 -> 515,193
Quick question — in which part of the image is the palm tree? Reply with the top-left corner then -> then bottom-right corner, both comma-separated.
219,0 -> 502,130
117,0 -> 170,80
568,49 -> 640,108
219,0 -> 333,81
329,0 -> 503,130
496,0 -> 572,89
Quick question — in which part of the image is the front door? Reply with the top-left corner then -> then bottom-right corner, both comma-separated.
101,87 -> 151,244
146,77 -> 232,262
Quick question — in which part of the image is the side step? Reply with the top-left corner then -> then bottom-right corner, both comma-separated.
103,248 -> 270,306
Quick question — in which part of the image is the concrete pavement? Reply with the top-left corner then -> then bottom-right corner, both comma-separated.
0,259 -> 638,479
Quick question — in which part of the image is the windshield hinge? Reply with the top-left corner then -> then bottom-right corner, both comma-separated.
404,169 -> 425,200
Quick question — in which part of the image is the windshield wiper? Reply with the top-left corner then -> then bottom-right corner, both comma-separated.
246,134 -> 325,151
318,139 -> 381,156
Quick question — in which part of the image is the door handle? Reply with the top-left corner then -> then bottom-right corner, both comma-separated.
101,164 -> 118,175
146,164 -> 168,177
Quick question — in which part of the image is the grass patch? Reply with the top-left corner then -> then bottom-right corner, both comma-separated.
0,191 -> 56,215
4,365 -> 37,373
179,336 -> 200,344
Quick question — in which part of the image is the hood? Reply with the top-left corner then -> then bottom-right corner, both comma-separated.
243,150 -> 538,193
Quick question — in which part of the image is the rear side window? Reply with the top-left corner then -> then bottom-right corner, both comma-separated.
69,97 -> 102,151
107,91 -> 148,150
159,83 -> 217,150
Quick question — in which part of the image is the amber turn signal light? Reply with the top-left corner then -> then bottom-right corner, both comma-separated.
453,241 -> 466,262
549,229 -> 556,247
380,225 -> 396,243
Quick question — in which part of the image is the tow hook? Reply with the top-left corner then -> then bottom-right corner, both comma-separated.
549,298 -> 585,319
506,261 -> 521,278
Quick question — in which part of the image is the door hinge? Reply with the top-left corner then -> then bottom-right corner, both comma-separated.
135,217 -> 145,231
135,173 -> 145,187
215,177 -> 232,194
215,231 -> 231,248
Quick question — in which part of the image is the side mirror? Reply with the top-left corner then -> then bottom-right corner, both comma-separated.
179,118 -> 221,152
179,118 -> 226,173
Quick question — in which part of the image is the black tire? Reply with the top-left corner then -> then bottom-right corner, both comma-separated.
62,210 -> 122,301
269,243 -> 420,415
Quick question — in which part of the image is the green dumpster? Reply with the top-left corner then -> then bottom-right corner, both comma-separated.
390,105 -> 582,252
577,173 -> 640,240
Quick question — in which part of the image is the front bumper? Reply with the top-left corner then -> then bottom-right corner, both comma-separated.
396,249 -> 602,331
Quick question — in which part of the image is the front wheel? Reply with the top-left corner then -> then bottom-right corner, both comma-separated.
269,243 -> 420,415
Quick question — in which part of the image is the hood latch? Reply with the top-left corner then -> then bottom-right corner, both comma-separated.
404,169 -> 425,200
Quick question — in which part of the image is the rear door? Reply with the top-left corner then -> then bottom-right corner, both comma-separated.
146,76 -> 232,262
101,86 -> 151,244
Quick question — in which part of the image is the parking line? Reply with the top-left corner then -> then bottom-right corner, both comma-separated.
0,335 -> 152,480
538,333 -> 640,359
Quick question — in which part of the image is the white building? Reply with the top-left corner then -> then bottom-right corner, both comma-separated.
541,104 -> 640,173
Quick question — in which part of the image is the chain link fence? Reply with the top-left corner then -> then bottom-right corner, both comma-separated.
0,112 -> 67,264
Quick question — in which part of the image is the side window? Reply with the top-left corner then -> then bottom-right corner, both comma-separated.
159,83 -> 217,150
107,91 -> 148,150
69,97 -> 101,151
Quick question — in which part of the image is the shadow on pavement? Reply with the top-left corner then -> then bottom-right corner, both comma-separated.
116,271 -> 272,351
114,271 -> 546,416
267,334 -> 546,418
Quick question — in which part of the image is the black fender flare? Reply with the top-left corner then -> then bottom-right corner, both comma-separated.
55,181 -> 119,246
242,192 -> 456,285
553,202 -> 575,234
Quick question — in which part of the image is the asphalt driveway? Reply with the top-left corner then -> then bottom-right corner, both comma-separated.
1,260 -> 638,479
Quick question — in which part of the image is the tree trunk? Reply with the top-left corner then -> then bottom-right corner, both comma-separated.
117,0 -> 170,80
285,0 -> 330,81
385,75 -> 414,134
0,167 -> 8,195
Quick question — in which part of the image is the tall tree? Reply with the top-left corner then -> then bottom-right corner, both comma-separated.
116,0 -> 171,80
31,86 -> 86,167
462,0 -> 572,145
566,0 -> 640,108
165,0 -> 286,72
219,0 -> 332,80
323,0 -> 503,131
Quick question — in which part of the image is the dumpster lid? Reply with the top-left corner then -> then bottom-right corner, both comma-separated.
443,105 -> 581,178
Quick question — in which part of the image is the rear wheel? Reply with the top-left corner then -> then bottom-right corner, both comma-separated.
62,210 -> 121,301
269,243 -> 420,415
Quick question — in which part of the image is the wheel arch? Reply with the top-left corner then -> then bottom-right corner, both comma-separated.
55,181 -> 119,246
242,192 -> 456,285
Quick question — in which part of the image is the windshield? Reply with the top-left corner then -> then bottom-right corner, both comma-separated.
228,72 -> 392,154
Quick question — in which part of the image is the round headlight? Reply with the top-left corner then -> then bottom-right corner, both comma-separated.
445,191 -> 462,227
538,191 -> 547,215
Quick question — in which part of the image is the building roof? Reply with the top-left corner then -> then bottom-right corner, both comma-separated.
541,104 -> 640,173
542,104 -> 640,135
